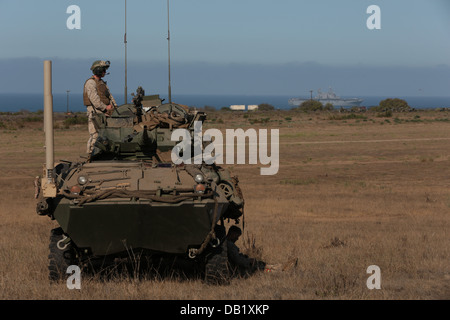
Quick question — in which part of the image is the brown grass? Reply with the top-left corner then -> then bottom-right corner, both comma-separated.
0,109 -> 449,300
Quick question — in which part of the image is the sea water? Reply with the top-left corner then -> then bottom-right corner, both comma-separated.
0,93 -> 449,113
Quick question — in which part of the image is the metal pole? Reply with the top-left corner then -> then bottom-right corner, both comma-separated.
167,0 -> 172,104
124,0 -> 128,104
66,90 -> 70,113
310,90 -> 313,101
43,61 -> 54,183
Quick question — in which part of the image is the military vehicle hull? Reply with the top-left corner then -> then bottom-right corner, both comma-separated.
53,195 -> 228,256
45,158 -> 235,255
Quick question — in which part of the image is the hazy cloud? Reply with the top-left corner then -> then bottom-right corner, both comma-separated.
1,57 -> 449,97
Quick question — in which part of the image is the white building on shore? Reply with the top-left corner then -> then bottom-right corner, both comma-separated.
229,105 -> 259,111
230,105 -> 245,111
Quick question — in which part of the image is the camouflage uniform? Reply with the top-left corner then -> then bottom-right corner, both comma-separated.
83,76 -> 117,154
226,239 -> 266,276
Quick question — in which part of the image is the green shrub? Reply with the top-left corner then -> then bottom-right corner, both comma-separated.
372,98 -> 411,113
324,103 -> 334,111
328,114 -> 367,120
23,116 -> 42,123
377,110 -> 393,117
298,100 -> 323,112
280,178 -> 317,185
63,115 -> 88,127
258,103 -> 275,111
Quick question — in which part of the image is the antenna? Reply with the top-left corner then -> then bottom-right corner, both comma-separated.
124,0 -> 128,105
167,0 -> 172,104
66,90 -> 70,113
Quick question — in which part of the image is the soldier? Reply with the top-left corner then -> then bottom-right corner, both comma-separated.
226,226 -> 267,276
83,60 -> 117,154
226,226 -> 298,276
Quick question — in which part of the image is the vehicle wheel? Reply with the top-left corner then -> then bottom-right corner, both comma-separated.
204,240 -> 230,285
48,227 -> 77,281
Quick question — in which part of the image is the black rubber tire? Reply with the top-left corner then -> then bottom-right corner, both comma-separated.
204,240 -> 230,285
48,227 -> 77,281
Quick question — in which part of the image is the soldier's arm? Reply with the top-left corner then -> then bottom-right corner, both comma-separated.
227,241 -> 251,268
109,93 -> 118,107
85,79 -> 108,112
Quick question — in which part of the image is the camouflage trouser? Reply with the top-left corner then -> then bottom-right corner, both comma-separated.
86,106 -> 98,154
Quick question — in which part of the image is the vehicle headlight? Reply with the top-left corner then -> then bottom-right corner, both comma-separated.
77,176 -> 88,185
194,174 -> 204,183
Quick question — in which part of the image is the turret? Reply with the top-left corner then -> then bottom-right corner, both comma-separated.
89,87 -> 206,162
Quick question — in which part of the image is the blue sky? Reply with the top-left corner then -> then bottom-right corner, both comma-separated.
1,0 -> 450,96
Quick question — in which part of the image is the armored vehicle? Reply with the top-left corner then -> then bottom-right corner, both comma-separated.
35,63 -> 244,284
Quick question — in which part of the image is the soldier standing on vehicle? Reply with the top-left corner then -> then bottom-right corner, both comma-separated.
83,60 -> 117,154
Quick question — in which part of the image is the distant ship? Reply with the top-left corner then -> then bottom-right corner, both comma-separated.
288,88 -> 364,107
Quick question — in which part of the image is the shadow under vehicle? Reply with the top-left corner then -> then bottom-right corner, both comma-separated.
35,64 -> 244,285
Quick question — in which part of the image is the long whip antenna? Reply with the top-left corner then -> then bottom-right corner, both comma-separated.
167,0 -> 172,104
124,0 -> 128,104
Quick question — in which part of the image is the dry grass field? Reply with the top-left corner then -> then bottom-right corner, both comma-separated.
0,108 -> 449,300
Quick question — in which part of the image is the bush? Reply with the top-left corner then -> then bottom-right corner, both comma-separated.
329,113 -> 367,120
248,117 -> 271,125
23,116 -> 42,123
298,100 -> 323,112
324,103 -> 334,111
203,105 -> 216,112
258,103 -> 275,111
377,109 -> 393,118
373,98 -> 411,113
63,115 -> 88,127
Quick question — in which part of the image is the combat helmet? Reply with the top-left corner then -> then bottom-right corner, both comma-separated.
90,60 -> 110,76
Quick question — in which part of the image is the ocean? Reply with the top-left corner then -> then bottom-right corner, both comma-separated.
0,93 -> 449,113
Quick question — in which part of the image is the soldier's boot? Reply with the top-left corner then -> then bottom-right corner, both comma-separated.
281,257 -> 298,271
